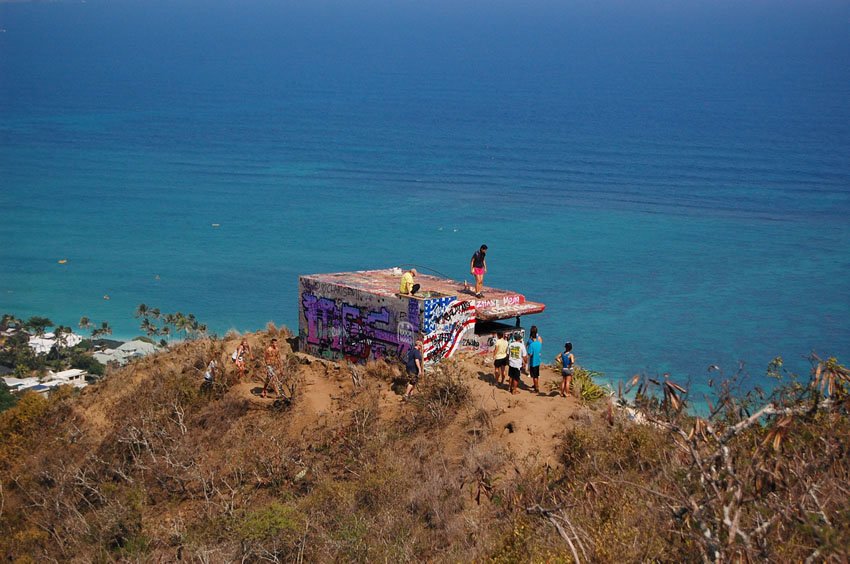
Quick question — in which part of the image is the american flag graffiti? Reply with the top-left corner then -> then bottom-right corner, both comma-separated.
422,298 -> 476,363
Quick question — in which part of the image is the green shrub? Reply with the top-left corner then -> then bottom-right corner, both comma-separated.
560,426 -> 591,470
572,367 -> 609,402
70,351 -> 105,376
0,380 -> 16,412
237,502 -> 302,542
0,392 -> 48,457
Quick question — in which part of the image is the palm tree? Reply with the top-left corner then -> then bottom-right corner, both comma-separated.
24,316 -> 53,337
163,313 -> 176,335
54,325 -> 69,348
149,308 -> 161,320
1,314 -> 22,332
141,318 -> 159,338
91,321 -> 112,341
79,316 -> 92,333
160,325 -> 171,343
135,303 -> 149,319
174,313 -> 189,339
185,313 -> 198,339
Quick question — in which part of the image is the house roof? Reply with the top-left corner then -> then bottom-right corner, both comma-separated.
3,376 -> 39,389
116,340 -> 158,354
93,339 -> 159,365
51,368 -> 87,380
302,268 -> 545,322
27,331 -> 84,354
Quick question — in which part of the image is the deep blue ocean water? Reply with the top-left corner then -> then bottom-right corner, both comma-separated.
2,0 -> 849,397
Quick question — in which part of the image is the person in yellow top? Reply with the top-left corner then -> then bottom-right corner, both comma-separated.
399,268 -> 420,295
493,331 -> 509,385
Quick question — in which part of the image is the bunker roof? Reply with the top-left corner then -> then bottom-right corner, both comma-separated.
301,269 -> 545,322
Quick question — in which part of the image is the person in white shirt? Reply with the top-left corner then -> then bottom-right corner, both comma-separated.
507,333 -> 527,395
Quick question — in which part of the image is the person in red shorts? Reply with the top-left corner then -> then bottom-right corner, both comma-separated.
470,244 -> 488,298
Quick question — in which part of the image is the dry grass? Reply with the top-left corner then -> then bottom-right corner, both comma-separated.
0,334 -> 847,562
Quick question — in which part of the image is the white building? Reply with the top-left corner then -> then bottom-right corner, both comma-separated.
27,331 -> 84,355
93,339 -> 159,366
2,376 -> 40,392
3,368 -> 88,396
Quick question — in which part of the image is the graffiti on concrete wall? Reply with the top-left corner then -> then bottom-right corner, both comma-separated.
299,278 -> 420,363
470,294 -> 522,309
422,298 -> 476,363
423,296 -> 453,334
459,328 -> 524,355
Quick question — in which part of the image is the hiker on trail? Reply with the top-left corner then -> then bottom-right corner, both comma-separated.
507,333 -> 527,395
558,342 -> 575,398
469,244 -> 488,298
399,268 -> 420,295
261,338 -> 281,398
526,325 -> 543,393
403,340 -> 424,400
493,331 -> 509,385
232,339 -> 251,379
203,359 -> 217,388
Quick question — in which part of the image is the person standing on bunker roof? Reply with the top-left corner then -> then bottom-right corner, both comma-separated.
470,244 -> 488,298
399,268 -> 420,295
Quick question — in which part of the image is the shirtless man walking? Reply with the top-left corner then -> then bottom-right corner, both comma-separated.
261,338 -> 281,398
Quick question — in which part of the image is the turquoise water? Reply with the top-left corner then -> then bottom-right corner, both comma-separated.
1,0 -> 849,394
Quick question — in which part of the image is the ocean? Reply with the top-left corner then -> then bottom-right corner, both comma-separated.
1,0 -> 849,397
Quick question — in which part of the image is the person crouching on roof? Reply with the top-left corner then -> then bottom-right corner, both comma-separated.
400,268 -> 420,295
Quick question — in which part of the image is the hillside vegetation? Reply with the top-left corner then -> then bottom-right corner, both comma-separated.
0,327 -> 848,562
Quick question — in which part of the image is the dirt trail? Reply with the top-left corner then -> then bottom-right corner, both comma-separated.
441,355 -> 591,464
237,350 -> 595,467
73,329 -> 592,470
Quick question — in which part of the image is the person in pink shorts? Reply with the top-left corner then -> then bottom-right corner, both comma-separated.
469,244 -> 488,298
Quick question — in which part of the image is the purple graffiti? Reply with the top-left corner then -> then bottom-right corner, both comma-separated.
301,291 -> 409,363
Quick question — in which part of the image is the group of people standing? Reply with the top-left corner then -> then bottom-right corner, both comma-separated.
493,327 -> 575,397
201,337 -> 287,399
402,326 -> 575,400
399,244 -> 576,400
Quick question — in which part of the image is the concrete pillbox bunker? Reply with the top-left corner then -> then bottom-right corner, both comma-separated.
298,269 -> 545,364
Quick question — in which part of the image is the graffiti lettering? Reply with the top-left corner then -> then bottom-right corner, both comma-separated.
458,329 -> 524,355
423,299 -> 476,363
471,294 -> 523,309
301,291 -> 411,363
397,321 -> 415,347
